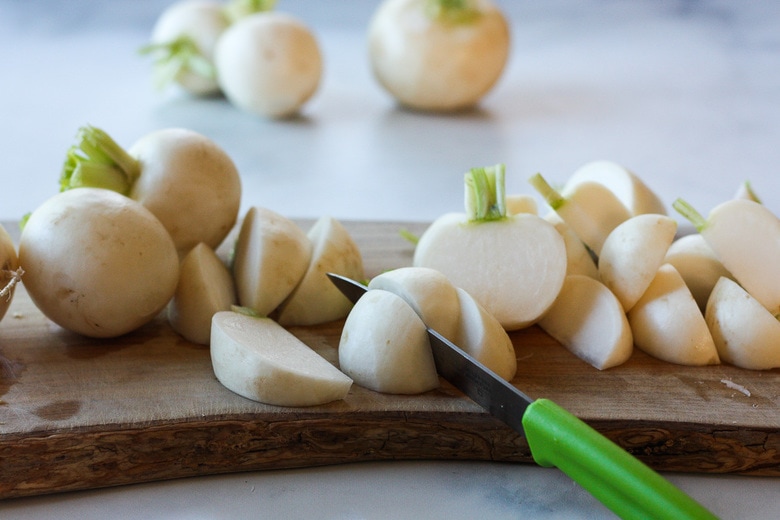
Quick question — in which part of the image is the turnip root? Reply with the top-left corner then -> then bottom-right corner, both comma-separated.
538,275 -> 633,370
543,211 -> 599,280
368,0 -> 510,112
705,277 -> 780,370
18,188 -> 179,338
627,264 -> 719,366
214,11 -> 322,118
367,266 -> 461,342
598,214 -> 677,312
168,242 -> 236,345
61,126 -> 241,256
211,311 -> 353,406
562,160 -> 667,216
0,224 -> 21,324
664,234 -> 733,311
338,289 -> 439,394
414,165 -> 567,331
675,198 -> 780,318
276,216 -> 365,326
232,207 -> 312,317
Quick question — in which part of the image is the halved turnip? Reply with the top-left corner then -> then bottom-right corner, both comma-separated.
538,275 -> 633,370
168,242 -> 236,345
338,289 -> 439,394
627,263 -> 719,366
211,311 -> 353,406
0,224 -> 21,324
18,188 -> 179,338
664,234 -> 733,311
231,207 -> 312,317
705,277 -> 780,370
276,216 -> 365,326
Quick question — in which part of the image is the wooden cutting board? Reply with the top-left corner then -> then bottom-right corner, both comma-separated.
1,219 -> 779,499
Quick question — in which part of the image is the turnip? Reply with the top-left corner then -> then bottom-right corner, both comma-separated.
562,160 -> 667,216
168,242 -> 236,345
733,180 -> 761,203
664,234 -> 733,311
0,224 -> 22,324
231,207 -> 312,317
211,310 -> 353,406
18,188 -> 179,338
338,289 -> 439,395
598,214 -> 677,312
368,0 -> 510,112
530,173 -> 631,257
414,165 -> 567,331
674,198 -> 780,317
61,125 -> 241,256
214,11 -> 322,118
627,263 -> 719,366
543,211 -> 599,280
505,193 -> 538,216
705,277 -> 780,370
538,275 -> 633,370
276,216 -> 365,326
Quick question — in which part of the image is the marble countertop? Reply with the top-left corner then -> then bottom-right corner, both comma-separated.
1,0 -> 779,518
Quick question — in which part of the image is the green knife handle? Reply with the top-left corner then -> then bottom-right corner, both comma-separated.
522,399 -> 719,520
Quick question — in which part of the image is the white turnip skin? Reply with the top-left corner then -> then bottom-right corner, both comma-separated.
368,0 -> 510,112
214,12 -> 322,118
664,234 -> 733,311
0,224 -> 21,323
18,188 -> 180,338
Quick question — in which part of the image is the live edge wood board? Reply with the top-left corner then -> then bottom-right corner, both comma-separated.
1,219 -> 779,499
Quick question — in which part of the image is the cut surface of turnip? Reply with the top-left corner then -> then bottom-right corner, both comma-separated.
168,242 -> 236,345
627,263 -> 719,366
339,289 -> 439,394
538,275 -> 633,370
210,311 -> 352,407
0,224 -> 21,323
543,211 -> 599,280
664,234 -> 733,310
705,277 -> 780,370
276,216 -> 364,326
232,207 -> 311,317
598,214 -> 677,312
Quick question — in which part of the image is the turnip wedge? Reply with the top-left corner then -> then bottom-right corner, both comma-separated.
598,214 -> 677,312
674,198 -> 780,318
275,216 -> 365,326
664,234 -> 733,311
627,264 -> 719,366
1,224 -> 22,324
543,211 -> 599,280
211,311 -> 352,407
705,277 -> 780,370
368,0 -> 510,112
338,289 -> 439,395
60,125 -> 241,256
168,243 -> 236,345
19,188 -> 180,338
414,164 -> 567,331
538,275 -> 633,370
232,207 -> 312,317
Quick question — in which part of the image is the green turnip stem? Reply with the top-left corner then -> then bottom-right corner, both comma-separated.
60,126 -> 140,195
223,0 -> 277,23
399,228 -> 420,245
231,305 -> 262,317
465,164 -> 506,221
528,173 -> 565,210
672,198 -> 707,232
0,267 -> 24,300
425,0 -> 481,24
139,36 -> 215,88
742,181 -> 762,203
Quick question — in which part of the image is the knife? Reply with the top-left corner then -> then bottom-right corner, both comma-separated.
327,273 -> 718,520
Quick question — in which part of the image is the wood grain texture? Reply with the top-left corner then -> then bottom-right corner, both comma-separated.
1,219 -> 779,499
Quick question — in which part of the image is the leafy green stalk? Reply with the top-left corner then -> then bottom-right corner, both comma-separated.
528,173 -> 566,211
139,36 -> 216,90
60,126 -> 141,195
672,198 -> 707,232
223,0 -> 277,23
425,0 -> 481,24
465,163 -> 506,221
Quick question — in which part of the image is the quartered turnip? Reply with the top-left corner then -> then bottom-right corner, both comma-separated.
705,277 -> 780,370
538,275 -> 633,370
18,188 -> 179,338
627,263 -> 719,366
368,0 -> 510,112
232,207 -> 312,317
61,126 -> 241,256
211,311 -> 353,406
664,234 -> 733,311
338,289 -> 439,395
414,165 -> 567,330
598,214 -> 677,312
543,211 -> 599,280
214,11 -> 322,118
0,224 -> 22,324
168,242 -> 236,345
276,216 -> 365,326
